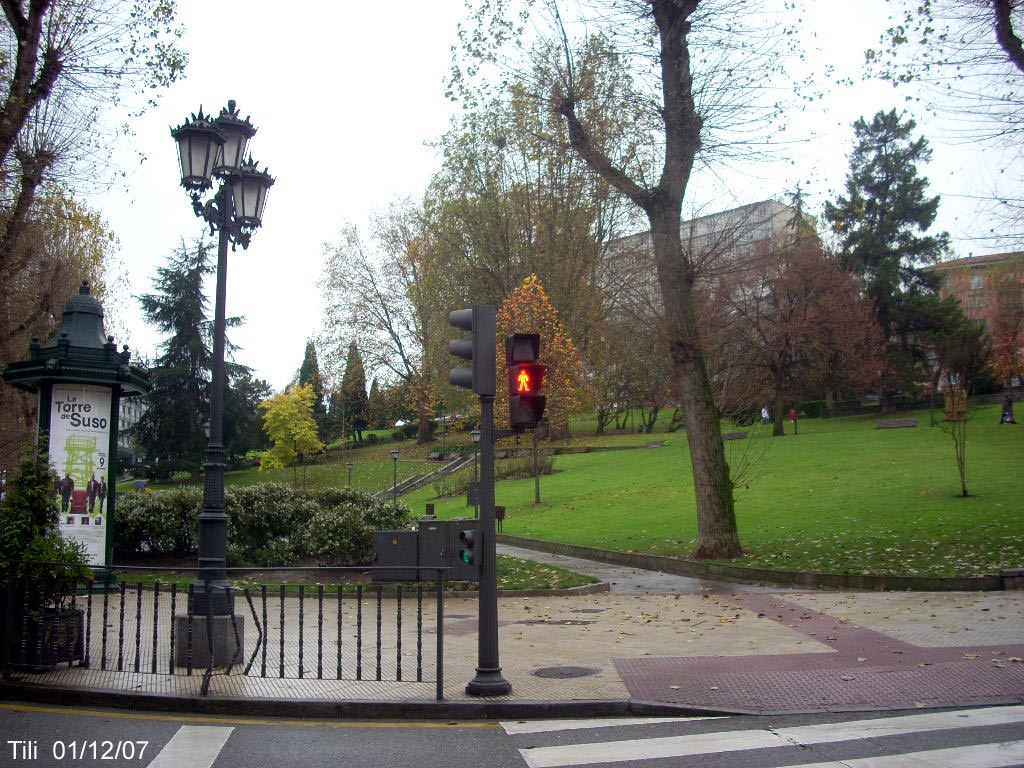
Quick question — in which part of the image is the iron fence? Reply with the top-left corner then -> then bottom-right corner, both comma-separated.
1,565 -> 446,699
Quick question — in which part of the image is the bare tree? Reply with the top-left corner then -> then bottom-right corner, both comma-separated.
320,203 -> 453,443
452,0 -> 798,558
865,0 -> 1024,245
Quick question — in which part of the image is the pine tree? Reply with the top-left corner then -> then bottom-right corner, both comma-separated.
134,240 -> 214,480
297,339 -> 327,438
339,342 -> 369,442
366,378 -> 387,429
825,109 -> 951,397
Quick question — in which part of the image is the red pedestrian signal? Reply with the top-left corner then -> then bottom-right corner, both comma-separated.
505,334 -> 546,430
509,362 -> 544,396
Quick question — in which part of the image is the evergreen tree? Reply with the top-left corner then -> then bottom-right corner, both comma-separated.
339,342 -> 369,442
825,109 -> 951,397
223,370 -> 273,465
134,240 -> 214,480
366,378 -> 387,430
297,339 -> 327,438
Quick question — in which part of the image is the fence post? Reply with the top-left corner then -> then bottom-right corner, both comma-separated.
436,568 -> 445,701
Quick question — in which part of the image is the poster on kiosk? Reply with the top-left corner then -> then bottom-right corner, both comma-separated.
50,383 -> 112,566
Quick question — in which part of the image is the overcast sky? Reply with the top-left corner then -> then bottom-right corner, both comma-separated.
85,0 -> 1021,392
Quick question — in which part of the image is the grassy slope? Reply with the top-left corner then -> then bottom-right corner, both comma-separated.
406,406 -> 1023,578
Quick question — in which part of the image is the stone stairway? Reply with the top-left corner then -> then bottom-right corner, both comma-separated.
374,454 -> 475,502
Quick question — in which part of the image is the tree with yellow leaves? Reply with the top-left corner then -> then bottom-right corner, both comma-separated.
259,384 -> 324,486
496,275 -> 587,438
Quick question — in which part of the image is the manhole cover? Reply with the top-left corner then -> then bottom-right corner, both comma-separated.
516,619 -> 596,626
532,666 -> 601,679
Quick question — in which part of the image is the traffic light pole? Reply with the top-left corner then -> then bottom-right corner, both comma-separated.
466,392 -> 511,696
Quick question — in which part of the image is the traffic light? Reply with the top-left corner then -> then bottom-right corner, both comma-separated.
448,306 -> 496,396
458,529 -> 476,565
506,333 -> 546,430
451,523 -> 480,581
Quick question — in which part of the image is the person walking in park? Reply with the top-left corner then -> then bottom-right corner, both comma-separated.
1001,394 -> 1016,424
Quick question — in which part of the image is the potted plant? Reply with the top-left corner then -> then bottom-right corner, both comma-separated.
1,440 -> 91,671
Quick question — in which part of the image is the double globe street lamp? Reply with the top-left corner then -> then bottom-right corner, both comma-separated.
171,101 -> 274,614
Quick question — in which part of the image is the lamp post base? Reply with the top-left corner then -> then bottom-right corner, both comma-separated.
465,667 -> 512,697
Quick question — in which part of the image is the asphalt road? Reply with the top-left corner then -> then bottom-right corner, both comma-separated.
2,702 -> 1022,768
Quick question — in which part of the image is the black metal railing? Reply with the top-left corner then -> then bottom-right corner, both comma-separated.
1,564 -> 446,699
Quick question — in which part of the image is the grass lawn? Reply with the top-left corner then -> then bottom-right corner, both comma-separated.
405,405 -> 1023,578
112,555 -> 597,592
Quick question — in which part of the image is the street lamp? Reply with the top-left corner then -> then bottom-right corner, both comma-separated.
390,448 -> 400,508
172,100 -> 274,614
470,428 -> 481,519
346,461 -> 354,487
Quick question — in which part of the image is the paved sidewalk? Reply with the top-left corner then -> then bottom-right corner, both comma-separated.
497,543 -> 797,594
4,584 -> 1022,716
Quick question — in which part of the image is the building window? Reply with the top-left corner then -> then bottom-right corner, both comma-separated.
966,295 -> 988,309
970,274 -> 984,290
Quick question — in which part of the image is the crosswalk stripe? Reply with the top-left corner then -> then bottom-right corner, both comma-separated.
782,740 -> 1024,768
518,705 -> 1024,768
146,726 -> 234,768
502,717 -> 717,734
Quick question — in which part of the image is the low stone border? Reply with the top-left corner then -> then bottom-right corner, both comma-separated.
497,534 -> 1010,592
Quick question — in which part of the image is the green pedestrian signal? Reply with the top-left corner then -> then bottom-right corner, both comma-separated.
458,529 -> 476,565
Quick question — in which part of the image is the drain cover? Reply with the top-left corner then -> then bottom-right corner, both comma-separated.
532,666 -> 601,679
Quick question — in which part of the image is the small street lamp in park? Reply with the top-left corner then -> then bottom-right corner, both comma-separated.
390,448 -> 400,508
171,100 -> 274,614
346,461 -> 354,487
470,428 -> 481,519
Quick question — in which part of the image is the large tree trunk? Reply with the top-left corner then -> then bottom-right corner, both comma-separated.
557,0 -> 741,559
649,203 -> 740,559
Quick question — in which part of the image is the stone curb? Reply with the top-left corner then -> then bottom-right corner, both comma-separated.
4,682 -> 1011,720
496,534 -> 1008,592
0,683 -> 732,720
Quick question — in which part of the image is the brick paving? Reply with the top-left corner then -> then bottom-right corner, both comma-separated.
613,593 -> 1024,712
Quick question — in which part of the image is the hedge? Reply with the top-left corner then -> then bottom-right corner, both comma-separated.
113,483 -> 412,567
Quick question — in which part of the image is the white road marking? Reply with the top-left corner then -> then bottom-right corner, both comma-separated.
501,717 -> 717,734
518,705 -> 1024,768
782,740 -> 1024,768
146,725 -> 234,768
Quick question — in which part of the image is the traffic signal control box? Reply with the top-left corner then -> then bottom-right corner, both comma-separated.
371,519 -> 481,582
371,530 -> 419,581
419,518 -> 481,582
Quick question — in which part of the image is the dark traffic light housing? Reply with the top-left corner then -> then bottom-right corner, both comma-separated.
458,529 -> 475,565
448,306 -> 496,396
506,333 -> 546,430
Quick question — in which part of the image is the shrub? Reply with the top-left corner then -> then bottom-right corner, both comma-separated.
391,430 -> 407,442
366,433 -> 380,445
113,487 -> 201,559
800,401 -> 826,419
113,483 -> 412,568
225,483 -> 317,565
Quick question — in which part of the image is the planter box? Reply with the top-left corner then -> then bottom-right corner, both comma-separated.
20,608 -> 85,669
